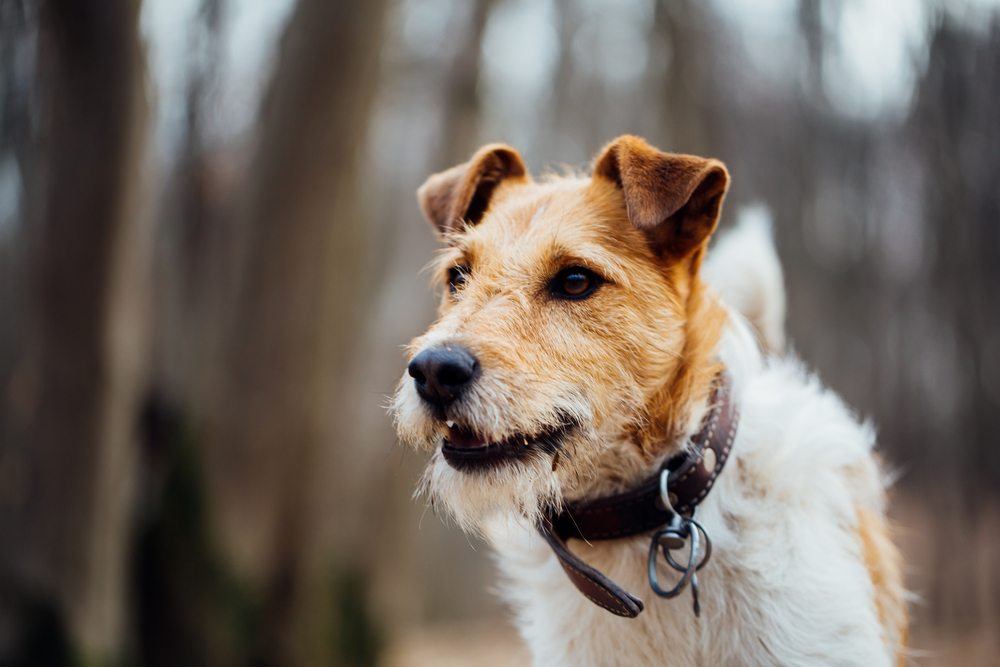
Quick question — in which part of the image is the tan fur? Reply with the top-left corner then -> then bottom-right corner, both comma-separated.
406,137 -> 733,503
857,504 -> 909,665
593,136 -> 729,259
417,143 -> 529,236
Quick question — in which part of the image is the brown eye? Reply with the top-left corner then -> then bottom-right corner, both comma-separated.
448,265 -> 470,294
551,266 -> 602,300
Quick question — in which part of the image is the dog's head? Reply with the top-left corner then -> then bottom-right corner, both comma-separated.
392,135 -> 729,532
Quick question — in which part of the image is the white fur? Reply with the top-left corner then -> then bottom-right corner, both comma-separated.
488,318 -> 894,666
704,205 -> 787,353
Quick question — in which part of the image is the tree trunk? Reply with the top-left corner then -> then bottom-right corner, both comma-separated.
0,0 -> 149,661
434,0 -> 497,166
204,0 -> 388,663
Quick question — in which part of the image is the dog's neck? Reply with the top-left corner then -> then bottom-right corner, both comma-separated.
540,371 -> 738,618
590,273 -> 727,499
650,269 -> 727,441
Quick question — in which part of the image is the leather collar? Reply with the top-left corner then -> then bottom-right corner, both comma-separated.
538,372 -> 739,618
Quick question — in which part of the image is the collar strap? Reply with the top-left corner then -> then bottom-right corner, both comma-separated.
538,372 -> 739,618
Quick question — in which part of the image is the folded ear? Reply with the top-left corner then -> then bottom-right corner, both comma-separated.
593,135 -> 729,260
416,143 -> 530,237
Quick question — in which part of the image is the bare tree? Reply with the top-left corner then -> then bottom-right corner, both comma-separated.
152,0 -> 225,409
0,0 -> 149,661
204,0 -> 389,663
435,0 -> 498,166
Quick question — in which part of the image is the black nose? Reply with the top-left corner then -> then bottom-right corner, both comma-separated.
408,345 -> 479,407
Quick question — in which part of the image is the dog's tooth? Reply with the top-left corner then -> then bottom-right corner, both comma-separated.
446,420 -> 455,428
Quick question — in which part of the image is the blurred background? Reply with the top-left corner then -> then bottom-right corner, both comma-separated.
1,0 -> 998,665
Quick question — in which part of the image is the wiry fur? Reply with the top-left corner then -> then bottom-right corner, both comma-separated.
393,137 -> 907,666
488,320 -> 906,666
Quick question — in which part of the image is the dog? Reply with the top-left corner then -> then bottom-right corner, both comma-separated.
392,136 -> 907,666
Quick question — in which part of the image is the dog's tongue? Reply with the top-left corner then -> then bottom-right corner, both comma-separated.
447,424 -> 487,449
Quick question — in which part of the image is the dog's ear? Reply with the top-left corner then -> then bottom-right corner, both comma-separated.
417,143 -> 530,237
593,135 -> 729,260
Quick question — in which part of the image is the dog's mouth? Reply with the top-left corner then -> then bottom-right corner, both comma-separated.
441,417 -> 574,472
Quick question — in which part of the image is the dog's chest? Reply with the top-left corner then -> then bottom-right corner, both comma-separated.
488,364 -> 900,666
494,534 -> 750,667
491,480 -> 893,666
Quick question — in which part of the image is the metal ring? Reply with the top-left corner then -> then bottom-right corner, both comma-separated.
648,525 -> 700,598
663,518 -> 712,572
658,469 -> 676,514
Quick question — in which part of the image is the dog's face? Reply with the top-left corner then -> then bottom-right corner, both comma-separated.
392,136 -> 729,532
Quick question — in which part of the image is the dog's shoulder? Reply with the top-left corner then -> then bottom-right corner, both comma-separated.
715,347 -> 905,664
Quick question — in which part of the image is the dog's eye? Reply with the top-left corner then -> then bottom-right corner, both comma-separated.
448,265 -> 470,294
551,266 -> 602,300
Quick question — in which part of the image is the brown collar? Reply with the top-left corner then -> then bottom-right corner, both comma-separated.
538,373 -> 739,618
